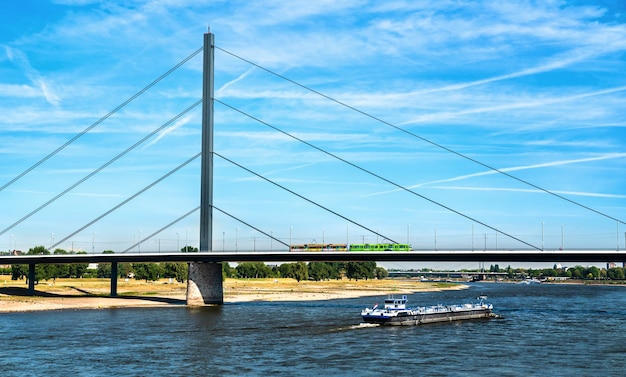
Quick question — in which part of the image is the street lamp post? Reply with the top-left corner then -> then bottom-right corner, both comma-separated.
617,221 -> 620,251
407,224 -> 410,246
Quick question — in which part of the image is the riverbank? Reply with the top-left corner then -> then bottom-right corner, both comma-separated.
0,277 -> 467,312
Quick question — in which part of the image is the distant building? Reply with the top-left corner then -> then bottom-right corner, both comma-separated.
0,250 -> 23,269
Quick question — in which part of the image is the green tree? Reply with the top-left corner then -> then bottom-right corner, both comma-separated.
119,263 -> 134,278
564,269 -> 573,278
95,250 -> 114,278
345,261 -> 377,280
292,262 -> 308,282
236,262 -> 274,278
97,263 -> 112,278
68,251 -> 89,278
374,266 -> 388,279
308,262 -> 333,281
278,262 -> 308,281
181,246 -> 198,253
278,263 -> 295,279
607,267 -> 625,280
11,264 -> 28,281
134,263 -> 163,282
587,266 -> 600,279
328,262 -> 344,280
163,262 -> 188,283
222,262 -> 234,278
51,249 -> 70,279
506,265 -> 513,278
27,245 -> 50,255
489,264 -> 500,272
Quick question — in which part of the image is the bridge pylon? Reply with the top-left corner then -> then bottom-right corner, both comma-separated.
186,30 -> 223,305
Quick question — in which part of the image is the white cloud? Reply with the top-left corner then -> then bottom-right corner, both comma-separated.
429,185 -> 626,199
365,153 -> 626,197
2,46 -> 61,106
0,83 -> 41,98
143,114 -> 195,149
398,86 -> 626,126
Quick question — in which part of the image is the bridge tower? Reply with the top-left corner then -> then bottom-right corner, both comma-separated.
186,31 -> 224,305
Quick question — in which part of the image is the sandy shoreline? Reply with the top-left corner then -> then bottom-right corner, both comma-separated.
0,277 -> 467,313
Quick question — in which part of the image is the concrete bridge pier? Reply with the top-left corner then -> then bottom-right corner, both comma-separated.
186,262 -> 223,305
28,264 -> 35,295
110,262 -> 118,297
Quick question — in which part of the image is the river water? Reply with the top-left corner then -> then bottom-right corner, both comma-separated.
1,283 -> 624,376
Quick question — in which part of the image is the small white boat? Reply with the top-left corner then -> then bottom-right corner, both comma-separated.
518,278 -> 542,284
361,295 -> 494,326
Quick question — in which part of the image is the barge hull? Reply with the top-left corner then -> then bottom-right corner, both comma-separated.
362,309 -> 492,326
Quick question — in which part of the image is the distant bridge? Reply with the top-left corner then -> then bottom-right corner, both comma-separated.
387,271 -> 508,278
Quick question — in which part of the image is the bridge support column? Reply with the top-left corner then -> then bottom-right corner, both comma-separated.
28,264 -> 35,295
186,262 -> 223,305
110,262 -> 118,297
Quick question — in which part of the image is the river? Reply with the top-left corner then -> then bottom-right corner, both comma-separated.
1,283 -> 624,376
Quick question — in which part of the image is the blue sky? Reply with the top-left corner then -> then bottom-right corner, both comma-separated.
1,0 -> 625,259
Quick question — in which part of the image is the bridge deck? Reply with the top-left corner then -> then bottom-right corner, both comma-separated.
1,250 -> 624,265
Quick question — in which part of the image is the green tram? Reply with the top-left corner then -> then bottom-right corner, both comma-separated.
289,243 -> 411,252
349,243 -> 411,251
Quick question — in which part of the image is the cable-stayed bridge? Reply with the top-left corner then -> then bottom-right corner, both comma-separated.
1,32 -> 624,303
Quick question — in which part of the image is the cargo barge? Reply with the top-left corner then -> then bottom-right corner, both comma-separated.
361,295 -> 494,326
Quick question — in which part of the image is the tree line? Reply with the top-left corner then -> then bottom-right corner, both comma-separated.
486,264 -> 626,280
4,245 -> 388,283
226,261 -> 388,281
5,246 -> 198,283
